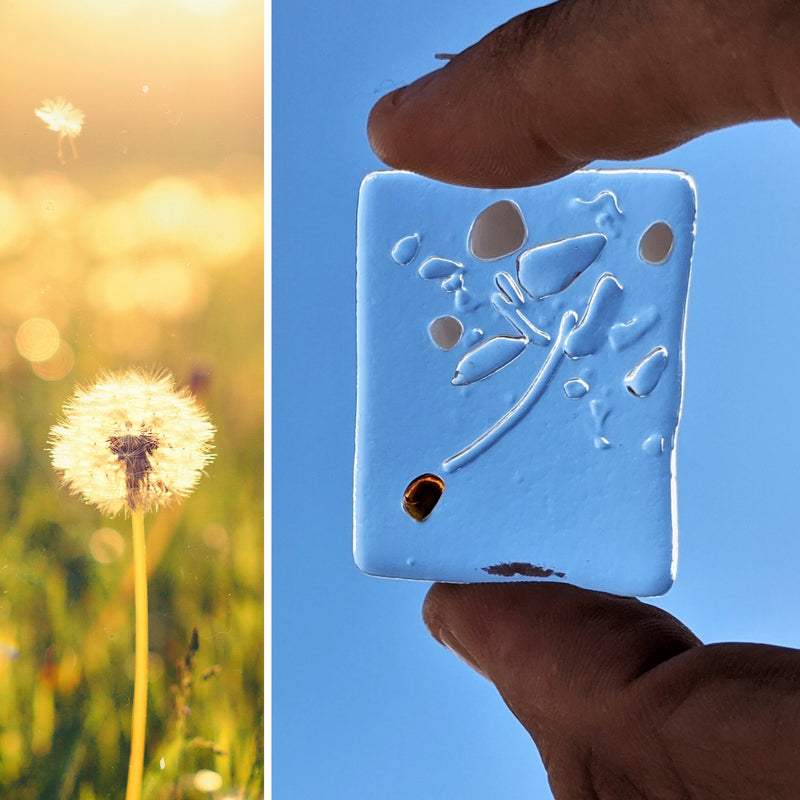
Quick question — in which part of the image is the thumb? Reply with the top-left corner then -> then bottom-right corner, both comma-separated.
369,0 -> 800,188
422,583 -> 700,786
422,582 -> 700,724
424,583 -> 800,799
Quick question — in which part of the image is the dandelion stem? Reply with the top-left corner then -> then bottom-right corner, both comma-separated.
126,508 -> 148,800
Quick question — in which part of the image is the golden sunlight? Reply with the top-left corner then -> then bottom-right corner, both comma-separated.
173,0 -> 238,15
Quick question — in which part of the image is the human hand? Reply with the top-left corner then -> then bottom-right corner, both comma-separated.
368,0 -> 800,188
368,2 -> 800,797
423,583 -> 800,799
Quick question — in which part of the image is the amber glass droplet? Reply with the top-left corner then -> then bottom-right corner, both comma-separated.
402,473 -> 445,522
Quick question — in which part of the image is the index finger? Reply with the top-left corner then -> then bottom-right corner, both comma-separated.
368,0 -> 798,188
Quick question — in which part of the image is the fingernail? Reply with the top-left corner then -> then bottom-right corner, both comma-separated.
435,627 -> 489,680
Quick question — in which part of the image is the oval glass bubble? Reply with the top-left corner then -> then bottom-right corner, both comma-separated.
468,200 -> 527,260
428,315 -> 463,351
639,221 -> 674,264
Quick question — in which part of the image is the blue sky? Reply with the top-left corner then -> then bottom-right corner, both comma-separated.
272,2 -> 800,797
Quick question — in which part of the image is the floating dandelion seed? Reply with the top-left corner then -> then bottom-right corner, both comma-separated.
49,368 -> 215,516
34,98 -> 85,165
48,368 -> 214,800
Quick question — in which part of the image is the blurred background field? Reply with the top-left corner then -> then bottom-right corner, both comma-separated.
0,0 -> 264,797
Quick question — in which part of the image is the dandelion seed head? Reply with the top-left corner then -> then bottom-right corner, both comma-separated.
34,98 -> 85,137
49,368 -> 215,516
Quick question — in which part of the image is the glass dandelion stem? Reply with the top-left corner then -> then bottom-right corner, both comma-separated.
126,507 -> 148,800
443,310 -> 578,472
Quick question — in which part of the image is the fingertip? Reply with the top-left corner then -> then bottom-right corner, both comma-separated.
367,69 -> 458,181
422,582 -> 701,688
365,45 -> 582,187
366,87 -> 405,168
423,583 -> 495,680
422,582 -> 552,671
421,582 -> 461,643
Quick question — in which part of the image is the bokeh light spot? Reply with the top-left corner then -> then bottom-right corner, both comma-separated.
0,635 -> 20,663
15,318 -> 60,362
194,769 -> 224,792
199,192 -> 261,265
87,257 -> 206,319
86,261 -> 142,315
32,341 -> 74,381
89,527 -> 125,564
83,200 -> 140,259
138,177 -> 205,239
202,523 -> 229,550
142,258 -> 207,318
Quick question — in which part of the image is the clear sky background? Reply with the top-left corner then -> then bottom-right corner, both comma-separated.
273,2 -> 800,797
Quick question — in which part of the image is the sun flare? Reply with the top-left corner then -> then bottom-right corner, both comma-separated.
173,0 -> 237,15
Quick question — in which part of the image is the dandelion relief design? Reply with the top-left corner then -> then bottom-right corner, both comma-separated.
391,192 -> 674,474
34,97 -> 85,165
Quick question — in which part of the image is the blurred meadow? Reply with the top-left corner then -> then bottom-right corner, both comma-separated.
0,0 -> 264,797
